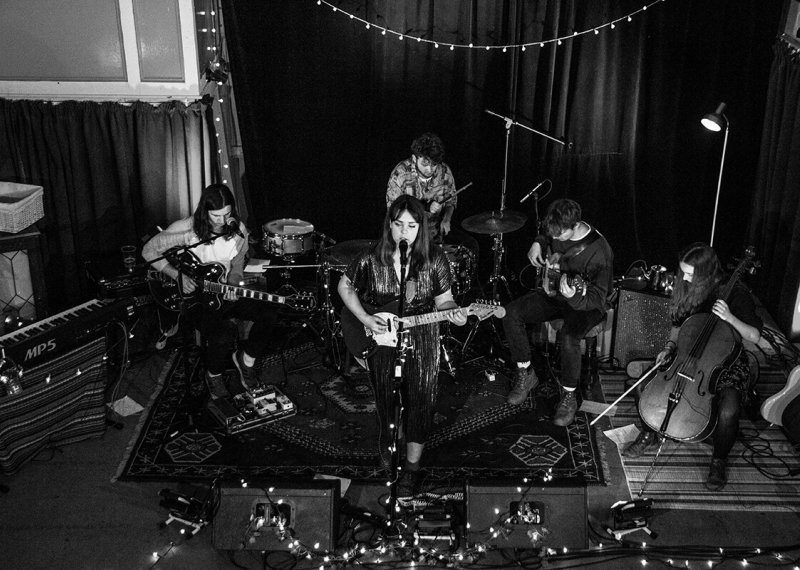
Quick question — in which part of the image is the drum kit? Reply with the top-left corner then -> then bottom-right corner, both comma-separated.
259,202 -> 528,303
258,197 -> 529,369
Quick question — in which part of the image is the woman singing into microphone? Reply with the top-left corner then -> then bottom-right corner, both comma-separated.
338,195 -> 467,492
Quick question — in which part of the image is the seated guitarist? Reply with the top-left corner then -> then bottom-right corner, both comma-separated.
623,243 -> 762,492
338,195 -> 467,491
502,198 -> 614,426
142,183 -> 277,395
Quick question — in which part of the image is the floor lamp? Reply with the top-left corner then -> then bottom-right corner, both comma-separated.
701,102 -> 729,247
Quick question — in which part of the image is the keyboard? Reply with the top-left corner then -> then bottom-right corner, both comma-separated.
0,298 -> 135,368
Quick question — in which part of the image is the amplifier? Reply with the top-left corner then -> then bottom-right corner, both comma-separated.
85,255 -> 149,300
213,480 -> 339,551
611,288 -> 672,367
465,480 -> 588,549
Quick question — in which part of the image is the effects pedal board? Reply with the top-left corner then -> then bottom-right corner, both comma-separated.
207,385 -> 296,435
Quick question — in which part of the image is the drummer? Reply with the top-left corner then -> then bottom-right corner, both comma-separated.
386,132 -> 478,258
501,198 -> 614,427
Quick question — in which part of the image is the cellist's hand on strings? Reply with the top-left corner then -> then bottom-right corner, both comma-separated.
712,300 -> 733,323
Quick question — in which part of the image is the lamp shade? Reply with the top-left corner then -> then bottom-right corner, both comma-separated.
701,102 -> 727,132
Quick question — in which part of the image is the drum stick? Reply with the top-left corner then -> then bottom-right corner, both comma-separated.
441,181 -> 473,204
589,362 -> 661,425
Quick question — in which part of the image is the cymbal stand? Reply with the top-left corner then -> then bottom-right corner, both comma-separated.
317,261 -> 345,371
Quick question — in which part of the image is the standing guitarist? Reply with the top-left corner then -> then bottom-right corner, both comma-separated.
502,198 -> 614,426
338,195 -> 467,493
142,183 -> 278,396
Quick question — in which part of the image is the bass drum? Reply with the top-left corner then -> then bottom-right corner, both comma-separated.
262,218 -> 315,258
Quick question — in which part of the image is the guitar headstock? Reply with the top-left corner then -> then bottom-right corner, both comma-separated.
286,292 -> 317,312
731,246 -> 760,276
467,300 -> 506,320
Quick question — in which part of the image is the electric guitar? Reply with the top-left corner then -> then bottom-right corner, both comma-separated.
341,300 -> 506,359
148,248 -> 316,312
539,253 -> 589,297
761,365 -> 800,439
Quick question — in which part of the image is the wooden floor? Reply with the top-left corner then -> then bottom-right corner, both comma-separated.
1,306 -> 799,570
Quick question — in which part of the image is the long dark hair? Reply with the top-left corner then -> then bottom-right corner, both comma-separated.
192,184 -> 238,240
376,195 -> 432,278
670,242 -> 724,322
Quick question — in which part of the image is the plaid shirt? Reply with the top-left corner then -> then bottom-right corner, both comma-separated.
386,158 -> 456,238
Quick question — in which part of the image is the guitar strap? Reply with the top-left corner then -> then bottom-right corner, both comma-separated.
559,226 -> 601,265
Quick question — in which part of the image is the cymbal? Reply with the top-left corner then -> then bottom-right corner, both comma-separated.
461,209 -> 527,234
321,239 -> 376,266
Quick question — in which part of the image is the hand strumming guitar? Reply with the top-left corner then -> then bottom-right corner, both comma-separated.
559,273 -> 577,299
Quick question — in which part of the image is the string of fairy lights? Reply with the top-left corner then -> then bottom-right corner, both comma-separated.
316,0 -> 667,52
145,472 -> 800,569
198,3 -> 232,188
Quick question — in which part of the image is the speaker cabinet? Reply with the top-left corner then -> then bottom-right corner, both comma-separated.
213,480 -> 339,551
612,288 -> 672,367
465,481 -> 588,550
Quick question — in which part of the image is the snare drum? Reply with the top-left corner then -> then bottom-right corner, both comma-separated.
442,244 -> 475,297
263,218 -> 315,258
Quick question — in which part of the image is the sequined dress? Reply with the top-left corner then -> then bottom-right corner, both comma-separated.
345,246 -> 452,444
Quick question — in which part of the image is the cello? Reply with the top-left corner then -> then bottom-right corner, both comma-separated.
637,247 -> 757,442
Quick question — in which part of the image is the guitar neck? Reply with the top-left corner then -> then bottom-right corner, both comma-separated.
401,308 -> 460,329
203,280 -> 286,305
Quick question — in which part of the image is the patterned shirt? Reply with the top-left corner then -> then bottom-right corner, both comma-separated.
386,158 -> 457,238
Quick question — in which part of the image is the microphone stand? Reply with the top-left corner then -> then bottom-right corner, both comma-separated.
386,244 -> 410,532
483,111 -> 563,301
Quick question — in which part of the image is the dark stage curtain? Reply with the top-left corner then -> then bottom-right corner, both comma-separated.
747,42 -> 800,335
0,99 -> 208,311
223,0 -> 781,283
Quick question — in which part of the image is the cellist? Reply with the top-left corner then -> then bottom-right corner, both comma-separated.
623,243 -> 762,491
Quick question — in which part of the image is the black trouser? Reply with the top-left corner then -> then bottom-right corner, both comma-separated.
186,299 -> 278,374
502,289 -> 605,389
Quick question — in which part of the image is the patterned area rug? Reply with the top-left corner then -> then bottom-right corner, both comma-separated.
115,343 -> 607,484
604,366 -> 800,511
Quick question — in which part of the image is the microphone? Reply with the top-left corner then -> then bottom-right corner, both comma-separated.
520,180 -> 546,204
399,239 -> 408,265
225,220 -> 244,238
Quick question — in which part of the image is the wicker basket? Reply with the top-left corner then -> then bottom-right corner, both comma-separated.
0,183 -> 44,234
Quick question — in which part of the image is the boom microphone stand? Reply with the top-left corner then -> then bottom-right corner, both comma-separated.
482,111 -> 564,295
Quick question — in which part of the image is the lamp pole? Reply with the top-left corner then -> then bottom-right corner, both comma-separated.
709,121 -> 729,248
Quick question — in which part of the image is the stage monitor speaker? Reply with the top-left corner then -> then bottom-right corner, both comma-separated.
213,480 -> 339,551
612,288 -> 672,367
465,481 -> 588,550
